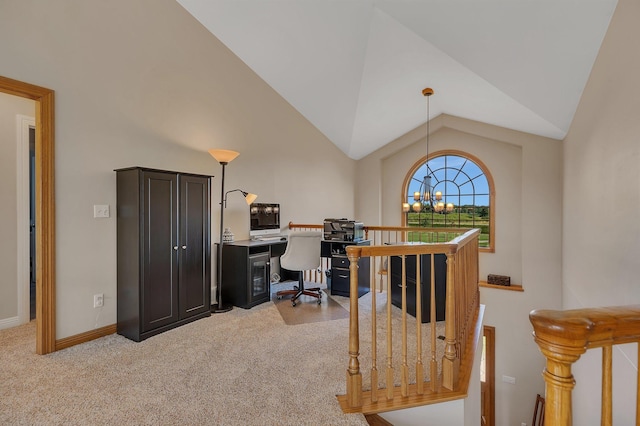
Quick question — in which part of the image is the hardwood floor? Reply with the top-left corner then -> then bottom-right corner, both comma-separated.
365,414 -> 394,426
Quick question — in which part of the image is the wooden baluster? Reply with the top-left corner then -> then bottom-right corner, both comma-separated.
386,255 -> 393,399
346,248 -> 362,408
442,252 -> 459,390
386,256 -> 394,400
378,254 -> 387,295
602,345 -> 612,426
371,248 -> 376,294
401,255 -> 409,396
371,256 -> 378,403
415,254 -> 424,395
430,253 -> 438,391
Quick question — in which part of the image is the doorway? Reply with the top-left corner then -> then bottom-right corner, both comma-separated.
481,325 -> 495,426
29,125 -> 36,320
0,75 -> 56,354
15,112 -> 36,325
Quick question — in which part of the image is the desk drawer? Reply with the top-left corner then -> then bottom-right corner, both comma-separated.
331,268 -> 350,295
332,256 -> 349,269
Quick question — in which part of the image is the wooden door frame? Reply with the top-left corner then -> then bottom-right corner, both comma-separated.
1,75 -> 56,354
483,325 -> 496,426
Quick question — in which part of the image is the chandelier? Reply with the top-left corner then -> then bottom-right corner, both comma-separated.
402,87 -> 454,215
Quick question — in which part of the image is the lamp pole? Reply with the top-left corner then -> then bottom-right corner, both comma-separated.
209,148 -> 241,313
208,149 -> 256,313
212,160 -> 233,313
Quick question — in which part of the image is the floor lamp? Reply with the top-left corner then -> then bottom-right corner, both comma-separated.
208,149 -> 257,313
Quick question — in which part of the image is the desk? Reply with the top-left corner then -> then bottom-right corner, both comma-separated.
221,239 -> 287,309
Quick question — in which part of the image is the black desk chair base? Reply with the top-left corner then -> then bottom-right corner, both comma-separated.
276,272 -> 322,307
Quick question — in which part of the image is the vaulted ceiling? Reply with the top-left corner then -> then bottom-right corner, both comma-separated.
176,0 -> 618,159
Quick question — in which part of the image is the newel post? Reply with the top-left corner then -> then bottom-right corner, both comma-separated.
346,246 -> 362,408
442,251 -> 459,390
536,343 -> 583,425
530,310 -> 588,426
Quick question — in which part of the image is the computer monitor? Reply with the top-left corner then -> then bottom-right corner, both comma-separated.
249,203 -> 281,238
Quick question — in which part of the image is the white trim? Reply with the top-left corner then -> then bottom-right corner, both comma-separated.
16,114 -> 34,325
0,315 -> 22,330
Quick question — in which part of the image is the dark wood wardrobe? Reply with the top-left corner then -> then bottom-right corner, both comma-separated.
115,167 -> 212,341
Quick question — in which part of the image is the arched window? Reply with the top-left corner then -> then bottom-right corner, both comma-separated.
402,150 -> 495,251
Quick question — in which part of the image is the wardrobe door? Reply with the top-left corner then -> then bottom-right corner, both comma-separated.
142,171 -> 179,332
178,174 -> 211,318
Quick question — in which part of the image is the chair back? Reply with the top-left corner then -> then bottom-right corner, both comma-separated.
532,394 -> 545,426
280,231 -> 322,272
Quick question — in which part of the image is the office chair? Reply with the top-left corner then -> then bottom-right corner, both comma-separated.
276,231 -> 322,307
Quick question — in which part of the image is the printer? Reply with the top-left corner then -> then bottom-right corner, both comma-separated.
323,218 -> 364,242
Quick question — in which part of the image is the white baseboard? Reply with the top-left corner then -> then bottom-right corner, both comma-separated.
0,316 -> 22,330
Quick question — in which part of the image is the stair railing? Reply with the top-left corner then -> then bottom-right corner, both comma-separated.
530,305 -> 640,425
288,223 -> 482,413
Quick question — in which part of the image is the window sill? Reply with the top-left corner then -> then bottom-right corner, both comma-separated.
479,281 -> 523,292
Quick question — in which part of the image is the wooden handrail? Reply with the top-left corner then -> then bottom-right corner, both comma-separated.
530,305 -> 640,425
288,222 -> 467,234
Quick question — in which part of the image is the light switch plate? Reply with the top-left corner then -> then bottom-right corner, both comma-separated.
93,204 -> 110,218
502,375 -> 516,384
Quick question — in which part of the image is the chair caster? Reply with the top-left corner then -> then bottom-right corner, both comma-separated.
292,301 -> 297,307
277,295 -> 282,300
317,299 -> 321,305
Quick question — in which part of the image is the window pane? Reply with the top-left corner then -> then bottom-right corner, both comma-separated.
405,153 -> 493,249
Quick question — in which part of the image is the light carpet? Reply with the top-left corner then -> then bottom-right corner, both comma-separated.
0,294 -> 367,426
0,291 -> 444,425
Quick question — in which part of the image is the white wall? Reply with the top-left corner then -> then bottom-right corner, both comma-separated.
0,0 -> 355,338
563,0 -> 640,423
356,114 -> 563,425
0,93 -> 34,323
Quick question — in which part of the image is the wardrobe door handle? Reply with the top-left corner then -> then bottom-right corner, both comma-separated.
173,246 -> 179,251
182,245 -> 187,250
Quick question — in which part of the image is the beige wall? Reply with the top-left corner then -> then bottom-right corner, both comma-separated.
563,0 -> 639,423
1,0 -> 634,423
0,0 -> 355,338
0,93 -> 34,323
356,113 -> 563,425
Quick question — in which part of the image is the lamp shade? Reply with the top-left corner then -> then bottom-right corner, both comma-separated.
244,193 -> 258,205
208,149 -> 239,164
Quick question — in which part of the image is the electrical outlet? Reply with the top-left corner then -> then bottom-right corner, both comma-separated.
93,204 -> 110,218
93,293 -> 104,308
